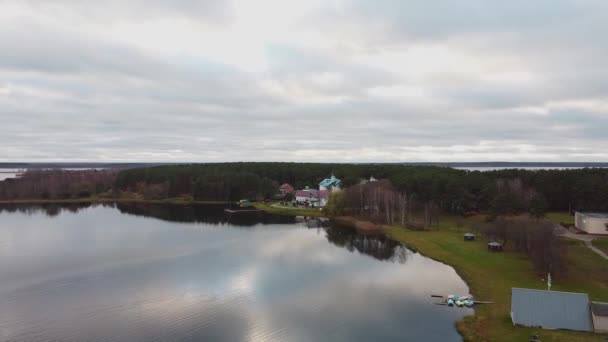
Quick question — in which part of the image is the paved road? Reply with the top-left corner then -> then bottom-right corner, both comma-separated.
554,225 -> 608,260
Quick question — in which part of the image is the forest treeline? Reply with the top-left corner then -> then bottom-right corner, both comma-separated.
1,163 -> 607,216
0,169 -> 118,200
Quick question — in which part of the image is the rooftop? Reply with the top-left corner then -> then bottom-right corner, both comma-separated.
295,189 -> 330,199
591,302 -> 608,317
577,212 -> 608,219
511,288 -> 593,332
319,175 -> 341,188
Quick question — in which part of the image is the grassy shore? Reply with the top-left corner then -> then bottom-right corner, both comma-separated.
251,204 -> 607,340
251,202 -> 326,217
385,216 -> 608,342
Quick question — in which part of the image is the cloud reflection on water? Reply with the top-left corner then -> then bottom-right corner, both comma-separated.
0,204 -> 471,341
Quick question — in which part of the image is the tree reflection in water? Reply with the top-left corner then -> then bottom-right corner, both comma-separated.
0,203 -> 297,226
0,203 -> 96,217
0,203 -> 409,263
324,225 -> 411,263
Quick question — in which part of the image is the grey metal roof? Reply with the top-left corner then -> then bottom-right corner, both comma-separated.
577,212 -> 608,219
511,288 -> 593,332
464,233 -> 475,237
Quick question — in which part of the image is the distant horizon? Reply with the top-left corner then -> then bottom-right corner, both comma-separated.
2,161 -> 608,166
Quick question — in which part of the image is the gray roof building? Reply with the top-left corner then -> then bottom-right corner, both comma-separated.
511,288 -> 593,332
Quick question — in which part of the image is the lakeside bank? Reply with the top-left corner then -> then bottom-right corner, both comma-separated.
385,225 -> 608,342
1,198 -> 605,341
254,206 -> 607,341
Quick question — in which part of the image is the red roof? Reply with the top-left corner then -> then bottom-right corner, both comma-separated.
295,189 -> 329,199
279,183 -> 295,193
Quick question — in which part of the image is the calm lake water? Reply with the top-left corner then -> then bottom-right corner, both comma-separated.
0,168 -> 108,181
0,204 -> 471,341
0,169 -> 19,181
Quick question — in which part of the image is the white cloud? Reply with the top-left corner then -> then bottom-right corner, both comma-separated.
0,0 -> 607,162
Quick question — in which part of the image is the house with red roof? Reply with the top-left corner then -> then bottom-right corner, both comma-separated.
278,183 -> 295,195
295,188 -> 330,207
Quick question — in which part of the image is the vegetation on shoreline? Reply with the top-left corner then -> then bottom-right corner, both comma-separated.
254,200 -> 607,341
3,163 -> 608,216
251,202 -> 326,217
2,163 -> 608,341
384,216 -> 608,342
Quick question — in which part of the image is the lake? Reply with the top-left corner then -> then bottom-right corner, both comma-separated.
0,169 -> 20,181
0,204 -> 472,341
0,168 -> 109,181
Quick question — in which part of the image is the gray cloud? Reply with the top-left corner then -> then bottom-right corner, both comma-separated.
0,0 -> 607,162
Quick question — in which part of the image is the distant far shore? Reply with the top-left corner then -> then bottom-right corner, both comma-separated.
2,161 -> 608,169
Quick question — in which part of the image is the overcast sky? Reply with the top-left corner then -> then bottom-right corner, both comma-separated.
1,0 -> 607,162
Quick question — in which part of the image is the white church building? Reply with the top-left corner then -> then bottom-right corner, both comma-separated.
294,175 -> 342,207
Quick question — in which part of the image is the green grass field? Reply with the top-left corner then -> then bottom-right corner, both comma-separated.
546,212 -> 576,225
252,202 -> 326,217
592,238 -> 608,255
385,216 -> 608,342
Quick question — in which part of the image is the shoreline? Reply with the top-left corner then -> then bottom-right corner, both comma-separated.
383,224 -> 606,341
331,216 -> 383,233
251,202 -> 327,217
0,198 -> 232,205
0,200 -> 604,340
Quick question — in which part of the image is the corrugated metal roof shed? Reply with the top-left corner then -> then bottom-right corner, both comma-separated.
511,288 -> 593,332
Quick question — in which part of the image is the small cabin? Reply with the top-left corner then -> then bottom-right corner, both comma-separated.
575,212 -> 608,235
488,241 -> 503,252
278,183 -> 295,195
464,233 -> 475,241
511,288 -> 593,332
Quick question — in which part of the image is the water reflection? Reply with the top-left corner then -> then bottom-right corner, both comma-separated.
0,203 -> 97,217
0,204 -> 471,341
0,204 -> 408,263
0,203 -> 297,226
116,203 -> 298,226
325,225 -> 410,263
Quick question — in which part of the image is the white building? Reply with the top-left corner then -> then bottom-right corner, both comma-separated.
295,188 -> 330,207
575,212 -> 608,235
360,176 -> 378,184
